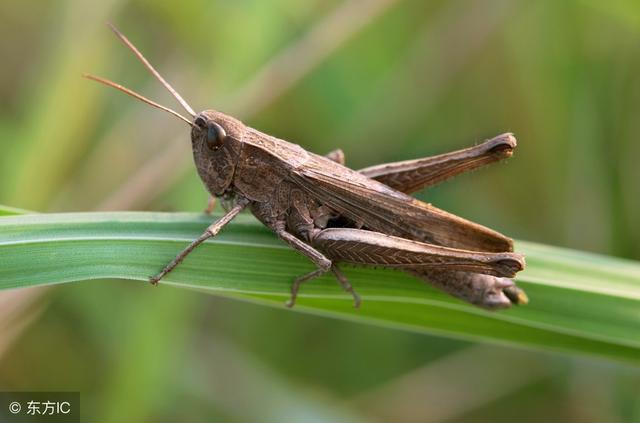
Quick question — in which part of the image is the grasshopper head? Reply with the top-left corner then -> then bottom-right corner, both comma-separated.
190,110 -> 245,196
85,25 -> 248,198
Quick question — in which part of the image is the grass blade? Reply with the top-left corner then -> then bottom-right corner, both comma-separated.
1,211 -> 638,364
0,205 -> 33,216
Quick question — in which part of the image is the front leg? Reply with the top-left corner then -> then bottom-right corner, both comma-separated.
150,198 -> 249,284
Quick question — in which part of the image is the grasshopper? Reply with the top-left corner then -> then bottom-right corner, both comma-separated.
86,24 -> 527,310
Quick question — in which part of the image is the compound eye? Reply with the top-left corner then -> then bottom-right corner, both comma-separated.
206,122 -> 226,150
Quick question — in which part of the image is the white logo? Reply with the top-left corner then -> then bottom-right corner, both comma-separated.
8,401 -> 21,414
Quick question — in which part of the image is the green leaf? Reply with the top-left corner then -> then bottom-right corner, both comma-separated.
1,211 -> 639,364
0,205 -> 33,216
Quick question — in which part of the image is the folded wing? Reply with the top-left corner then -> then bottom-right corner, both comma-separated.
290,153 -> 513,252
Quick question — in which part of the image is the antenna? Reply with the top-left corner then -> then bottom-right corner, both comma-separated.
84,74 -> 193,126
107,22 -> 196,117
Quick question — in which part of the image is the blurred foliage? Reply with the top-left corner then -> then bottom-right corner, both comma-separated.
0,0 -> 639,422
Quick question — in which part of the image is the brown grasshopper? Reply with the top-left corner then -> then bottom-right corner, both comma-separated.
86,24 -> 527,310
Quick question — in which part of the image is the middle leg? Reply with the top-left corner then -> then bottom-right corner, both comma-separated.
274,223 -> 361,308
285,264 -> 360,308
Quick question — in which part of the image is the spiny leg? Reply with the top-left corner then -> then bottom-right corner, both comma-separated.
150,199 -> 248,284
311,227 -> 526,308
332,264 -> 360,308
313,228 -> 524,278
273,224 -> 334,307
350,135 -> 525,308
286,268 -> 325,308
275,226 -> 332,271
285,264 -> 361,308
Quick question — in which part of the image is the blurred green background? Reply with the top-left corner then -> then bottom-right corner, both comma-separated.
1,0 -> 639,421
